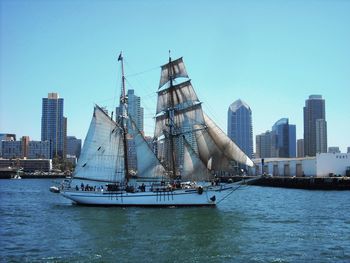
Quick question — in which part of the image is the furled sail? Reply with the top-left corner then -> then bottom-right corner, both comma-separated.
129,120 -> 166,178
159,57 -> 188,88
73,106 -> 125,182
203,113 -> 254,167
182,140 -> 210,181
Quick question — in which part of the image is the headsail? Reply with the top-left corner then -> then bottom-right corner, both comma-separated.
203,113 -> 254,167
73,106 -> 125,182
182,139 -> 210,181
194,126 -> 232,171
129,119 -> 166,178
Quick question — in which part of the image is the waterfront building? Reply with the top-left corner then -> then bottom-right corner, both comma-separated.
28,141 -> 51,159
328,147 -> 340,154
256,131 -> 273,158
249,153 -> 350,177
41,92 -> 67,158
0,159 -> 52,172
66,136 -> 82,159
0,133 -> 16,157
303,95 -> 327,156
297,139 -> 304,158
2,139 -> 51,159
348,147 -> 350,154
1,141 -> 22,159
227,99 -> 253,158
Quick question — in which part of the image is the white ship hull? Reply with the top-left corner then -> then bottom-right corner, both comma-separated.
60,184 -> 237,206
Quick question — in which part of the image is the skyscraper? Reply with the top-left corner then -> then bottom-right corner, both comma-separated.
303,95 -> 327,156
116,89 -> 144,132
116,89 -> 144,171
227,99 -> 253,158
271,118 -> 289,157
289,124 -> 296,158
271,118 -> 296,158
316,119 -> 327,154
255,131 -> 273,158
297,139 -> 304,157
41,93 -> 67,158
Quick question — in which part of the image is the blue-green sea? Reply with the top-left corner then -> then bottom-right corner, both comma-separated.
1,179 -> 349,262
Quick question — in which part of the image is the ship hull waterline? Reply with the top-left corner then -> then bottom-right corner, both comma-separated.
60,184 -> 238,206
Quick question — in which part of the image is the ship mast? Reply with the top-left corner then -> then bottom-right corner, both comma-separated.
118,51 -> 129,182
168,51 -> 177,179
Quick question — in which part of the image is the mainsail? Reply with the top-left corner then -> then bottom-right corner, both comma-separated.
73,106 -> 125,182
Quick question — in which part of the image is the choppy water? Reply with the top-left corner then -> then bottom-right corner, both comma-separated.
1,179 -> 349,262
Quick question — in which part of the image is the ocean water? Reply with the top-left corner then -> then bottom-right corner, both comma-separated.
0,179 -> 349,262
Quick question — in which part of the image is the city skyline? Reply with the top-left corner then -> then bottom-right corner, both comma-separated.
1,1 -> 349,152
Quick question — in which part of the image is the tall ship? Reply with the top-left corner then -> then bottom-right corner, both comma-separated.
56,53 -> 254,206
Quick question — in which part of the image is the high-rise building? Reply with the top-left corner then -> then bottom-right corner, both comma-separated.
289,125 -> 296,158
41,93 -> 67,158
348,147 -> 350,154
256,131 -> 273,158
116,90 -> 144,172
271,118 -> 289,158
271,118 -> 296,158
227,99 -> 253,158
316,119 -> 327,154
303,95 -> 327,156
297,139 -> 304,158
116,89 -> 144,132
66,136 -> 82,159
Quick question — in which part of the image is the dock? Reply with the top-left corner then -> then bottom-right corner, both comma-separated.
221,175 -> 350,190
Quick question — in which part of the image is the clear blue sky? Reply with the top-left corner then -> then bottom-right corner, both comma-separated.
1,0 -> 349,152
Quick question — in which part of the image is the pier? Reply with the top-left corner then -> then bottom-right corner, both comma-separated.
221,175 -> 350,190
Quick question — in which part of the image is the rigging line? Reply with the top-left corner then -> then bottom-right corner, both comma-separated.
216,184 -> 243,205
123,59 -> 159,93
125,66 -> 159,77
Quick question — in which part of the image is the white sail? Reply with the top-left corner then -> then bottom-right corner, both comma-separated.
203,113 -> 254,167
129,121 -> 166,178
73,106 -> 125,182
156,80 -> 199,114
194,127 -> 232,171
155,103 -> 205,138
159,57 -> 189,88
183,140 -> 210,181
